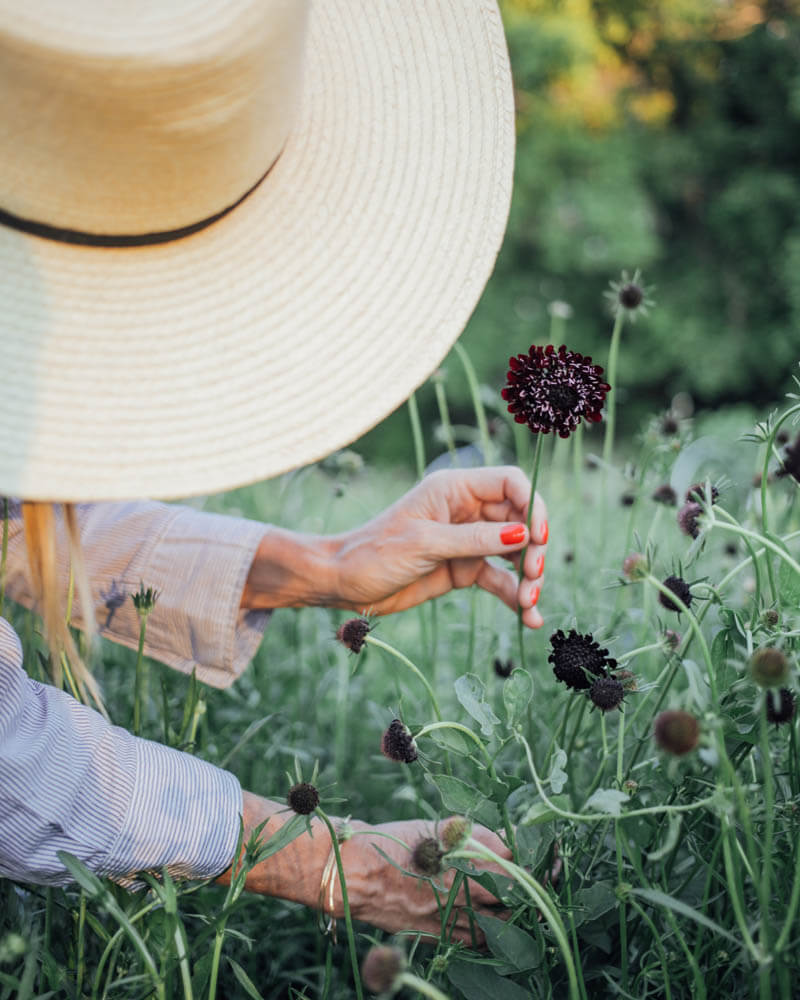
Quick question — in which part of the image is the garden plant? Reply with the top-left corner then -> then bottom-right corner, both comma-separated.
1,271 -> 799,1000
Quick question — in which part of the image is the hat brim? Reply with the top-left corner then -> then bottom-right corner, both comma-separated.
0,0 -> 514,501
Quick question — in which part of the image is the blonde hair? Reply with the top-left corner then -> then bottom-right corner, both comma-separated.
21,501 -> 106,716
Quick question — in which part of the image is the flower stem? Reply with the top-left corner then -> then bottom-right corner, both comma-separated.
407,392 -> 426,482
0,496 -> 8,618
317,809 -> 364,1000
518,433 -> 545,669
602,309 -> 625,470
365,635 -> 442,721
454,341 -> 494,464
133,615 -> 149,736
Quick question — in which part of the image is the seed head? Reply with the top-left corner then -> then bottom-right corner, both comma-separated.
654,710 -> 700,755
777,434 -> 800,484
381,719 -> 418,763
677,501 -> 704,539
651,484 -> 677,506
336,617 -> 371,653
361,946 -> 406,995
761,609 -> 779,627
658,575 -> 693,613
493,657 -> 514,679
440,817 -> 472,852
749,647 -> 791,688
411,837 -> 444,876
613,669 -> 638,692
685,482 -> 719,505
502,344 -> 610,439
765,688 -> 797,725
287,781 -> 320,815
589,676 -> 625,712
604,269 -> 654,321
622,552 -> 648,580
549,629 -> 615,691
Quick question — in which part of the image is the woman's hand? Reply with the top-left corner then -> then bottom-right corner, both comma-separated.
221,793 -> 511,944
242,466 -> 548,629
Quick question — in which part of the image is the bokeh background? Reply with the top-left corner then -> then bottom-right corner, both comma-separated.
358,0 -> 800,465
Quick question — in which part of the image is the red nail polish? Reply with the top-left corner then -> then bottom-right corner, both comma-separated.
530,585 -> 540,606
535,554 -> 545,577
540,519 -> 549,544
500,523 -> 526,545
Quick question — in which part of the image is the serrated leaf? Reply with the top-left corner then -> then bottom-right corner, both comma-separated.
503,669 -> 533,727
447,959 -> 533,1000
475,914 -> 543,971
547,746 -> 568,795
455,674 -> 501,738
584,788 -> 630,817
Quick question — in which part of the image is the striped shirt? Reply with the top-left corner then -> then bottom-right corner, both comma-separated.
0,500 -> 269,887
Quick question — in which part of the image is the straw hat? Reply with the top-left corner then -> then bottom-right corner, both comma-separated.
0,0 -> 514,501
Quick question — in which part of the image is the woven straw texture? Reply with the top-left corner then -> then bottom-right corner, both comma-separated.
0,0 -> 514,500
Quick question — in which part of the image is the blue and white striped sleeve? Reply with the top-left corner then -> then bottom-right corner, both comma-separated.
0,618 -> 242,888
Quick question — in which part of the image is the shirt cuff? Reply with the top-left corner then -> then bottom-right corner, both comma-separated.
102,737 -> 243,888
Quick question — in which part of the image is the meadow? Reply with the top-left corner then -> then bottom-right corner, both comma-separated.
2,296 -> 799,998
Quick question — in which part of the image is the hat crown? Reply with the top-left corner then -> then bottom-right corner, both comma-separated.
0,0 -> 309,237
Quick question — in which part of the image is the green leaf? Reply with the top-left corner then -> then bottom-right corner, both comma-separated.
227,958 -> 266,1000
778,547 -> 800,605
56,852 -> 106,898
475,914 -> 543,971
573,881 -> 618,925
646,813 -> 683,862
447,959 -> 533,1000
428,727 -> 473,756
681,658 -> 710,712
584,788 -> 630,817
547,745 -> 568,794
503,669 -> 533,727
252,812 -> 307,864
520,796 -> 570,826
631,888 -> 740,945
455,674 -> 501,738
427,774 -> 501,829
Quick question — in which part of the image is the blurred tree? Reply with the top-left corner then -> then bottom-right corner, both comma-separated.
357,0 -> 800,466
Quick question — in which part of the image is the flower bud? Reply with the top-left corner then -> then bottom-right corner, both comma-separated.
654,710 -> 700,755
361,946 -> 405,995
749,647 -> 791,688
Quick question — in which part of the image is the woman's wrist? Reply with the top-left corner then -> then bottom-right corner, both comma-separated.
240,527 -> 343,611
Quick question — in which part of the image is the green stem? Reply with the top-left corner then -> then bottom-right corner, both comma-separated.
708,512 -> 800,579
133,615 -> 149,736
317,809 -> 364,1000
407,392 -> 427,482
366,635 -> 442,721
399,972 -> 451,1000
518,433 -> 545,669
434,375 -> 458,463
759,702 -> 775,970
602,310 -> 625,471
616,826 -> 628,992
454,341 -> 493,465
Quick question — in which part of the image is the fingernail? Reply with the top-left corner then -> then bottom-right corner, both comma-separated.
530,585 -> 540,607
540,519 -> 549,544
500,523 -> 526,546
535,554 -> 545,577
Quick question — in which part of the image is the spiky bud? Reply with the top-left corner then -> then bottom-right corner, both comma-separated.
749,647 -> 791,688
411,837 -> 444,876
287,782 -> 320,815
440,817 -> 472,852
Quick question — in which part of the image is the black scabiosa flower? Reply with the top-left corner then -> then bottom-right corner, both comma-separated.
549,629 -> 615,690
361,946 -> 406,995
411,837 -> 444,876
493,657 -> 513,678
381,719 -> 418,763
620,492 -> 636,507
677,501 -> 703,539
287,781 -> 320,815
502,344 -> 610,439
766,688 -> 797,725
777,433 -> 800,484
749,647 -> 791,688
658,575 -> 693,613
589,676 -> 625,712
654,710 -> 700,755
652,484 -> 677,506
336,617 -> 371,653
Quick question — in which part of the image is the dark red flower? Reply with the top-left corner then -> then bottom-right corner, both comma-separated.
777,434 -> 800,484
589,676 -> 625,712
287,781 -> 320,815
549,629 -> 615,690
658,575 -> 693,613
765,688 -> 796,725
677,501 -> 703,539
381,719 -> 418,763
336,617 -> 371,653
654,710 -> 700,755
502,344 -> 610,439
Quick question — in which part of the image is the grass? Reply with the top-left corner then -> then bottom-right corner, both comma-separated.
1,349 -> 799,999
